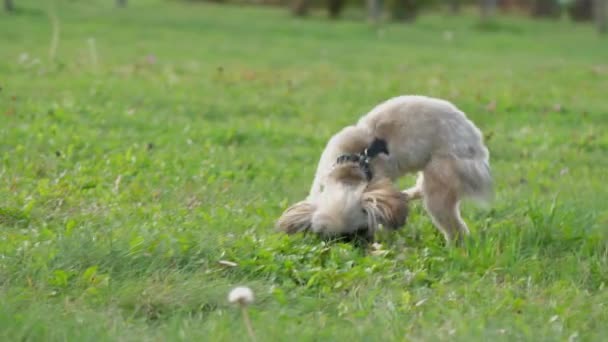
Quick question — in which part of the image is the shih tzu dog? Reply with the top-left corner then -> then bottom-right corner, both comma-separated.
276,95 -> 492,244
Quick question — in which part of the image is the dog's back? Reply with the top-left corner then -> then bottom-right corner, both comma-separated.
357,95 -> 492,201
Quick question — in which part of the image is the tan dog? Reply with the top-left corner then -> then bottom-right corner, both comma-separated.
277,95 -> 492,243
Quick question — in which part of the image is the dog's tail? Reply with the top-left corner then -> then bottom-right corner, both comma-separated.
454,156 -> 493,204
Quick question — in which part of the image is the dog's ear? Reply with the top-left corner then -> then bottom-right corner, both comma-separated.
362,179 -> 408,230
276,201 -> 316,234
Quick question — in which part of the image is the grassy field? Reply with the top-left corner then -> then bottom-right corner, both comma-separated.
1,0 -> 607,340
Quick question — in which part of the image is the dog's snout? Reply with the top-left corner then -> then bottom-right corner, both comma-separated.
311,212 -> 342,235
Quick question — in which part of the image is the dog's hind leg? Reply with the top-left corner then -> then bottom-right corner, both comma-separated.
421,161 -> 469,244
403,172 -> 424,201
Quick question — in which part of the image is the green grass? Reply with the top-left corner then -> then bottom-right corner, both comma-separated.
1,0 -> 607,340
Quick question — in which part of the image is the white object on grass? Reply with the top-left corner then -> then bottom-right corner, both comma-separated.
228,286 -> 254,305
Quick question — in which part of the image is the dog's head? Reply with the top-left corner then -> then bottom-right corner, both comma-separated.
276,159 -> 408,239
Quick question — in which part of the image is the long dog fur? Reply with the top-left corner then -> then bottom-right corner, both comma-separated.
277,95 -> 492,243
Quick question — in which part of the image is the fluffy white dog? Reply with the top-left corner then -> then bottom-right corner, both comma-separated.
276,95 -> 492,243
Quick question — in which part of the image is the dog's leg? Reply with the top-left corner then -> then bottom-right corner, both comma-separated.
422,163 -> 469,244
403,172 -> 424,201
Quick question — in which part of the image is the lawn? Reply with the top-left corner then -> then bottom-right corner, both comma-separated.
1,0 -> 607,340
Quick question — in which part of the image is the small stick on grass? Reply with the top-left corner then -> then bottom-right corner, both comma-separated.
88,38 -> 99,71
48,2 -> 60,63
